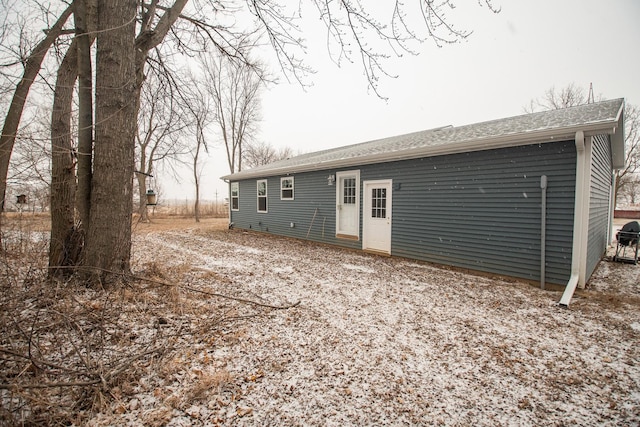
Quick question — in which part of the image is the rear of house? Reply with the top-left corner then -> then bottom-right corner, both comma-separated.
222,99 -> 625,300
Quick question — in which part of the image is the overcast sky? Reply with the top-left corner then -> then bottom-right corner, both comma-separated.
161,0 -> 640,202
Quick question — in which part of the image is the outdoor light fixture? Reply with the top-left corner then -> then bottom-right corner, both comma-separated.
327,174 -> 335,185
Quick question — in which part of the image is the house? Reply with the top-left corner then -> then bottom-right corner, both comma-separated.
221,99 -> 625,306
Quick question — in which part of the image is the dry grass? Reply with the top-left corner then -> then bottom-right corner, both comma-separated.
1,211 -> 229,236
132,215 -> 229,233
0,214 -> 250,426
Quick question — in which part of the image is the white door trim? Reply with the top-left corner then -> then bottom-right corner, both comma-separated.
335,170 -> 360,239
362,179 -> 392,254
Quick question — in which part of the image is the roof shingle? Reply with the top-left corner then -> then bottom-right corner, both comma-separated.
222,98 -> 624,180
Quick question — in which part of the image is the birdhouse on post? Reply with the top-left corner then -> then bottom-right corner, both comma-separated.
146,189 -> 157,206
16,194 -> 27,205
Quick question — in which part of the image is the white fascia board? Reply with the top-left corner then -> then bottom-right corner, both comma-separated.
221,121 -> 620,181
610,103 -> 626,169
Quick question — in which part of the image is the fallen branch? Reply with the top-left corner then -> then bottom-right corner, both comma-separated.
0,379 -> 101,389
179,284 -> 301,310
0,345 -> 166,390
129,271 -> 301,310
47,265 -> 302,310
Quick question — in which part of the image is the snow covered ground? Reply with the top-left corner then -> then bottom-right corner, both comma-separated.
86,224 -> 639,426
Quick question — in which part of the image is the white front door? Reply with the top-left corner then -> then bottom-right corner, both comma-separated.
363,180 -> 392,254
336,171 -> 360,239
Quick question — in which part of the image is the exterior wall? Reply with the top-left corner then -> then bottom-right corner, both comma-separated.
586,134 -> 613,279
230,140 -> 577,285
372,141 -> 576,285
231,170 -> 362,251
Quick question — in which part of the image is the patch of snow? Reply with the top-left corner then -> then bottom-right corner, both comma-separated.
109,229 -> 640,426
341,263 -> 375,274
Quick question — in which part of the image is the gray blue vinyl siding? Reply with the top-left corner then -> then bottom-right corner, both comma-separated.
230,140 -> 577,285
378,141 -> 576,285
231,170 -> 361,251
586,134 -> 613,278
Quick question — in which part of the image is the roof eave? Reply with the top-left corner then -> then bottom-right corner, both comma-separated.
221,119 -> 622,181
610,102 -> 626,169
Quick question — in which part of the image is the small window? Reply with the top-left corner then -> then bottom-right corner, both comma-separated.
257,180 -> 268,213
371,188 -> 386,218
230,182 -> 239,211
343,178 -> 356,205
281,177 -> 294,200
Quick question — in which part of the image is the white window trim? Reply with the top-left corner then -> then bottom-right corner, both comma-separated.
280,176 -> 294,200
257,179 -> 268,213
230,182 -> 239,211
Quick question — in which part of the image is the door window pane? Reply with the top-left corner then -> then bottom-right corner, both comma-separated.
371,188 -> 386,218
343,178 -> 356,204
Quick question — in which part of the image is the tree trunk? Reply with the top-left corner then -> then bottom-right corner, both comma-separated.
0,4 -> 73,243
76,0 -> 97,230
82,0 -> 137,283
193,141 -> 201,223
137,172 -> 149,222
49,41 -> 79,278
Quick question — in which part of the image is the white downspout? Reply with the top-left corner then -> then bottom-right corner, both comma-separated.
559,131 -> 587,307
608,172 -> 617,246
579,137 -> 592,287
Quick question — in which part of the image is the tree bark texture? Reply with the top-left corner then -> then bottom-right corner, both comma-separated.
136,171 -> 149,222
49,40 -> 79,277
76,0 -> 97,230
82,0 -> 137,282
193,143 -> 201,223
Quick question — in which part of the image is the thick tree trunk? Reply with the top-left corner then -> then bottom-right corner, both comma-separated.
76,0 -> 97,230
82,0 -> 137,283
49,41 -> 79,278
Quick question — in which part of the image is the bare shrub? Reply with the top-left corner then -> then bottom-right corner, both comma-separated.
0,228 -> 225,425
0,214 -> 293,425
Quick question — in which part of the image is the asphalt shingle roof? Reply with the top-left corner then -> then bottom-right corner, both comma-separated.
222,98 -> 625,181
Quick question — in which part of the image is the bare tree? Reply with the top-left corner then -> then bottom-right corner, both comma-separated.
191,105 -> 209,223
49,41 -> 81,277
616,104 -> 640,205
0,2 -> 72,239
75,0 -> 97,230
80,0 -> 137,281
525,83 -> 639,207
2,0 -> 499,279
524,83 -> 591,112
251,1 -> 499,98
202,53 -> 263,174
179,70 -> 213,222
135,63 -> 190,222
243,140 -> 295,169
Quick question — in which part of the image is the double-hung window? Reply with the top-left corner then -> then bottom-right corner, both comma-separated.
281,177 -> 294,200
230,182 -> 239,211
257,180 -> 268,213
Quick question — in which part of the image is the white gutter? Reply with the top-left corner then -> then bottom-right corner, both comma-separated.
221,121 -> 621,181
559,131 -> 588,307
